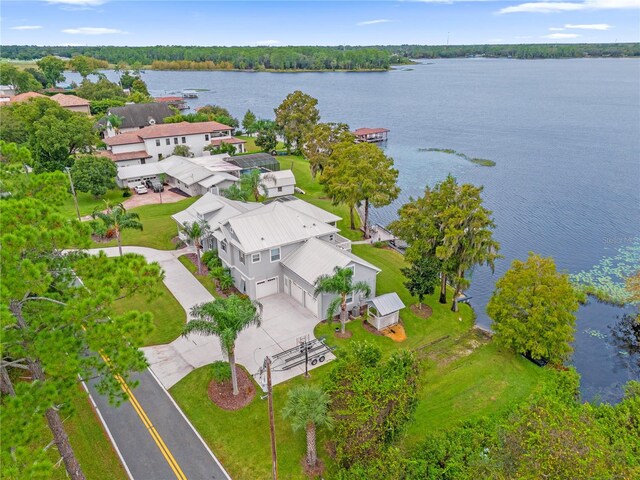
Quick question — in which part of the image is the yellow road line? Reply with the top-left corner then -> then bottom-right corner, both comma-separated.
100,352 -> 187,480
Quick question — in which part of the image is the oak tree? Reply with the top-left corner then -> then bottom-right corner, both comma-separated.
323,142 -> 399,238
274,90 -> 320,153
70,155 -> 117,197
36,55 -> 66,87
302,122 -> 354,178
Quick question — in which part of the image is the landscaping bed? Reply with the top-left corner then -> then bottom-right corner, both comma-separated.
208,366 -> 256,410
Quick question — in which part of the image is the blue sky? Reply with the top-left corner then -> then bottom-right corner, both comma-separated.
1,1 -> 639,46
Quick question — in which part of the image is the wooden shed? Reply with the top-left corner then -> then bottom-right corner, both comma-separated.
366,292 -> 405,330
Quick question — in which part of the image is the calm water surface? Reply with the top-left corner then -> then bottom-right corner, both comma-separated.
71,59 -> 640,402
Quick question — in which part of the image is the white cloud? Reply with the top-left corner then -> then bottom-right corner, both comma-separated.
357,19 -> 393,26
254,40 -> 281,46
565,23 -> 612,29
549,27 -> 566,31
62,27 -> 126,35
499,0 -> 640,14
11,25 -> 43,30
47,0 -> 106,5
542,33 -> 582,38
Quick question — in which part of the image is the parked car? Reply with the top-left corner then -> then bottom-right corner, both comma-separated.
145,179 -> 164,192
134,184 -> 148,194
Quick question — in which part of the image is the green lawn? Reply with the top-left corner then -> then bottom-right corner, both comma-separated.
178,255 -> 220,298
111,281 -> 186,346
22,387 -> 128,480
170,244 -> 547,479
277,154 -> 362,240
60,189 -> 125,219
94,197 -> 199,250
171,364 -> 336,480
67,392 -> 129,480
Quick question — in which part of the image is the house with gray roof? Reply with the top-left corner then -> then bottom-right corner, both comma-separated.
172,194 -> 380,320
99,103 -> 175,137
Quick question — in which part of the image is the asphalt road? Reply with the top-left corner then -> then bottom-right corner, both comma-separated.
86,368 -> 230,480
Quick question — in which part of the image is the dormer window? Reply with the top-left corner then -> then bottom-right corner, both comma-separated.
221,240 -> 227,252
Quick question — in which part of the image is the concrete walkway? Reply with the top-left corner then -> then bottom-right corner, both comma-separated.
91,246 -> 332,390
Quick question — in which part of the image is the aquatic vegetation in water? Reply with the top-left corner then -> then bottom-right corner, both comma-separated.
418,148 -> 497,167
570,241 -> 640,306
585,328 -> 607,339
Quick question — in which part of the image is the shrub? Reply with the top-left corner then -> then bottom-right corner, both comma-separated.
202,250 -> 221,269
89,219 -> 107,237
122,188 -> 132,198
372,241 -> 386,248
210,361 -> 232,383
210,265 -> 226,280
219,271 -> 234,292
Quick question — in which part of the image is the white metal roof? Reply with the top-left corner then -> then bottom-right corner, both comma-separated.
280,237 -> 380,285
116,163 -> 163,180
171,192 -> 261,228
198,172 -> 238,188
367,292 -> 405,316
224,202 -> 338,253
273,197 -> 342,224
260,169 -> 296,188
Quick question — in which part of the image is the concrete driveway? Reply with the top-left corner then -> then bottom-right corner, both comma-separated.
88,246 -> 332,389
144,293 -> 332,390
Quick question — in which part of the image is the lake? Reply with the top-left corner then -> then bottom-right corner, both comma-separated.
68,58 -> 640,402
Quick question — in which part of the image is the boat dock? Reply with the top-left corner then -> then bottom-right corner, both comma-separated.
352,127 -> 389,143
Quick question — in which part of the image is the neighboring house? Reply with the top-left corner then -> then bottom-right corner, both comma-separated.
50,94 -> 91,114
209,136 -> 247,154
115,154 -> 241,193
9,91 -> 90,114
10,91 -> 47,103
102,121 -> 234,164
0,85 -> 15,102
352,127 -> 389,143
98,103 -> 175,136
172,194 -> 377,320
260,170 -> 295,198
228,153 -> 280,174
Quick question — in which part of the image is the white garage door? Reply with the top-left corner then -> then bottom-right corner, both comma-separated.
256,277 -> 278,299
304,291 -> 318,316
291,281 -> 304,305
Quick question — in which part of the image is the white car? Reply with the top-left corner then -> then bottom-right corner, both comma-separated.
134,184 -> 148,194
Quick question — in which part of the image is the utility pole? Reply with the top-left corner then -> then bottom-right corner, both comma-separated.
65,167 -> 81,221
264,356 -> 278,480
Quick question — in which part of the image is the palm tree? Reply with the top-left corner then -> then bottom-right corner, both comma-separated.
282,384 -> 333,469
92,202 -> 143,256
314,266 -> 371,334
221,183 -> 249,201
182,220 -> 210,274
240,169 -> 275,201
183,296 -> 262,395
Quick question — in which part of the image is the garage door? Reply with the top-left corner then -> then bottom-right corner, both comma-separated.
256,277 -> 278,299
304,291 -> 318,316
290,281 -> 304,305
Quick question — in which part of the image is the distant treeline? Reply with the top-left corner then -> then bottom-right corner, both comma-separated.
383,43 -> 640,60
1,44 -> 638,71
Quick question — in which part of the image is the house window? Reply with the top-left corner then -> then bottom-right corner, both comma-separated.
346,291 -> 353,304
181,137 -> 186,144
174,137 -> 178,145
166,138 -> 170,145
240,279 -> 246,293
329,234 -> 334,242
221,240 -> 227,252
270,247 -> 280,262
141,159 -> 146,165
155,139 -> 160,147
205,134 -> 209,141
277,187 -> 283,192
239,251 -> 245,265
252,252 -> 261,263
157,154 -> 162,160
